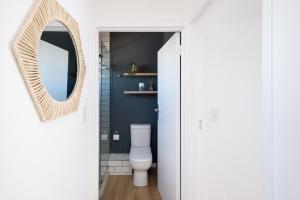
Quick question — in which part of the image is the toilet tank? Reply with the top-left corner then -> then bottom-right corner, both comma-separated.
131,124 -> 151,147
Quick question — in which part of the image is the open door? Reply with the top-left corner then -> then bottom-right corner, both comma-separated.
157,33 -> 181,200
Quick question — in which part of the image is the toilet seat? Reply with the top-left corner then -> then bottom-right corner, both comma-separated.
129,147 -> 152,163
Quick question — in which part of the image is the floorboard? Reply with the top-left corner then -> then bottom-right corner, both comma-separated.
101,169 -> 161,200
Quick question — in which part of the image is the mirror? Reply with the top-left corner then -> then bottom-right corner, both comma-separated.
13,0 -> 86,121
38,21 -> 77,101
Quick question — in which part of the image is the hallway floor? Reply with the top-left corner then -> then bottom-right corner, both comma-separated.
101,169 -> 161,200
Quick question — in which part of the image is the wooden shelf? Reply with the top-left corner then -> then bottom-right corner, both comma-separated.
124,91 -> 157,95
123,72 -> 157,77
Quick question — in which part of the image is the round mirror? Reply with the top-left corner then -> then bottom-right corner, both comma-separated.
38,21 -> 77,101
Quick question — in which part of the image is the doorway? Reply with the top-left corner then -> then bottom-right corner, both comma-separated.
98,30 -> 182,200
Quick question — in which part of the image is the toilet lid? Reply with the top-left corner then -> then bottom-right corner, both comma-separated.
129,147 -> 152,163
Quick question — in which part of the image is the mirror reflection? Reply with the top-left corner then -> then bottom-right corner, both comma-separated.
38,21 -> 77,101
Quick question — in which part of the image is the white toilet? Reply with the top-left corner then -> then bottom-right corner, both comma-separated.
129,124 -> 152,187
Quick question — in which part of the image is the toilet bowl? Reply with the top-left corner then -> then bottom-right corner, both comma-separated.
129,124 -> 152,187
130,147 -> 152,186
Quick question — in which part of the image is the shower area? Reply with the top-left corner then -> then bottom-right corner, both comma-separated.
99,32 -> 134,195
99,32 -> 111,191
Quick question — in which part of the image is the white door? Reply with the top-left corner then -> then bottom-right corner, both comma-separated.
157,33 -> 181,200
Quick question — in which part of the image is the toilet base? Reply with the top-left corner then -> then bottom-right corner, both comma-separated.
133,170 -> 148,186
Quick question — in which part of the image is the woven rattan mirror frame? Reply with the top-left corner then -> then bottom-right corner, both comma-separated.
12,0 -> 86,121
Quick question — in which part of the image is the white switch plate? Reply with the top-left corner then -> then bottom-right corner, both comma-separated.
209,108 -> 220,122
82,106 -> 87,122
113,134 -> 120,141
198,120 -> 203,130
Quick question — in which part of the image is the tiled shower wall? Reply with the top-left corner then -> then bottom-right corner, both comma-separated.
102,153 -> 132,175
99,32 -> 110,185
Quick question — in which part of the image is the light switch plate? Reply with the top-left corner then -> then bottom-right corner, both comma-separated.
198,120 -> 203,130
209,108 -> 220,122
83,106 -> 87,122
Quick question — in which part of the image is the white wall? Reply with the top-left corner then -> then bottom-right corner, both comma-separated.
272,1 -> 300,200
0,1 -> 98,200
182,0 -> 266,199
94,0 -> 207,28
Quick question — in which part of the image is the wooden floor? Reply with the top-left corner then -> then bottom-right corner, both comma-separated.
101,169 -> 162,200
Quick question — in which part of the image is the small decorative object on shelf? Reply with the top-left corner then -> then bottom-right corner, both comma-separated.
124,91 -> 157,95
149,78 -> 154,91
139,82 -> 145,91
129,63 -> 138,75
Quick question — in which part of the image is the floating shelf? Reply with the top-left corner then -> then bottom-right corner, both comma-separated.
124,91 -> 158,95
122,72 -> 157,77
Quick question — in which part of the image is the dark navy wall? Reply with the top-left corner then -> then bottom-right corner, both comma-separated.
110,32 -> 170,162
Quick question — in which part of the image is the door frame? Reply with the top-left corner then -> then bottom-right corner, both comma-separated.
96,26 -> 185,200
